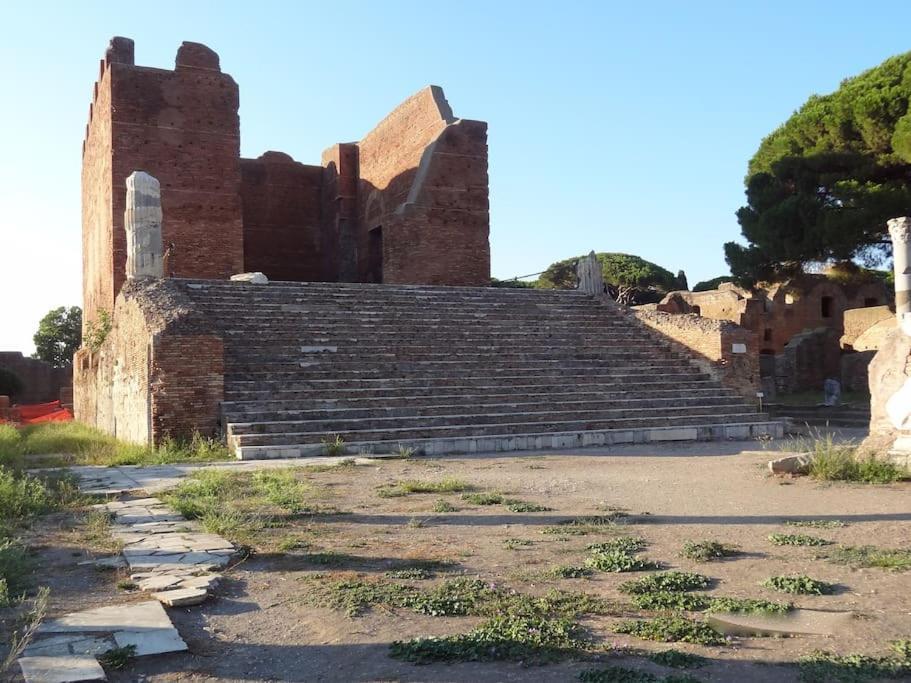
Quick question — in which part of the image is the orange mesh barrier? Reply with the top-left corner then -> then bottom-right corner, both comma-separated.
15,401 -> 74,424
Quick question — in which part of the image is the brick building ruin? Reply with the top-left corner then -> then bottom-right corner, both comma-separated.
81,37 -> 490,330
646,275 -> 893,396
73,37 -> 785,456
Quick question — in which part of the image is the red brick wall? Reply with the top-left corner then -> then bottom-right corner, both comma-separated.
150,334 -> 224,442
241,152 -> 324,281
0,353 -> 71,404
354,86 -> 490,285
82,39 -> 244,329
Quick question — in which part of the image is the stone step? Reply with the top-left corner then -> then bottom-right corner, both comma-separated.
223,367 -> 710,386
222,347 -> 682,362
234,421 -> 784,460
228,411 -> 772,448
222,387 -> 742,416
225,398 -> 758,430
221,380 -> 731,403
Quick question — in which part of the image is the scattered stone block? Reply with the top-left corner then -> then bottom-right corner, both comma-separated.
18,655 -> 106,683
152,587 -> 209,607
112,627 -> 187,656
39,601 -> 173,634
768,453 -> 813,475
230,272 -> 268,284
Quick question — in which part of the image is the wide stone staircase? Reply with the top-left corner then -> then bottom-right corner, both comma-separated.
178,280 -> 783,460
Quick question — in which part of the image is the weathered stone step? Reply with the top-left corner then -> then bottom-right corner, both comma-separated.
223,371 -> 715,392
221,379 -> 730,403
223,365 -> 708,385
229,411 -> 771,447
234,421 -> 783,460
220,386 -> 740,411
222,347 -> 681,362
223,397 -> 757,426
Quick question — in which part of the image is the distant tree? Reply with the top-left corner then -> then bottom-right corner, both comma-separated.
33,306 -> 82,367
692,276 -> 737,292
0,369 -> 24,400
489,277 -> 536,289
725,51 -> 911,286
537,252 -> 677,304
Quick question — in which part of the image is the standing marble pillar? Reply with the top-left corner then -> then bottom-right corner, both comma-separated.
576,251 -> 604,296
125,171 -> 164,280
888,217 -> 911,321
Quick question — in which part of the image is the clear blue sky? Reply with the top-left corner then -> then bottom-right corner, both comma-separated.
2,1 -> 910,353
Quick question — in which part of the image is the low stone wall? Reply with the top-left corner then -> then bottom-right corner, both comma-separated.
774,327 -> 841,394
74,280 -> 224,445
633,309 -> 759,400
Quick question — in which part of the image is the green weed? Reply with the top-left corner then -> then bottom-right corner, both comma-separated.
98,644 -> 137,670
706,596 -> 792,614
616,616 -> 726,645
586,549 -> 660,573
768,533 -> 832,547
385,568 -> 433,580
432,499 -> 456,513
823,545 -> 911,571
505,500 -> 552,512
680,540 -> 739,561
377,478 -> 472,498
763,575 -> 833,595
805,437 -> 907,483
461,491 -> 504,505
580,666 -> 702,682
322,434 -> 346,457
785,519 -> 846,529
504,538 -> 533,550
587,537 -> 646,554
631,591 -> 710,612
649,649 -> 707,669
619,572 -> 710,595
798,649 -> 910,682
548,565 -> 593,579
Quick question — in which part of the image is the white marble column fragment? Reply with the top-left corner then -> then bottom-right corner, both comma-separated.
887,217 -> 911,321
125,171 -> 164,280
576,251 -> 604,296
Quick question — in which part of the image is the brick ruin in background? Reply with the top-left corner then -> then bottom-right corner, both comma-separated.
81,37 -> 490,329
643,275 -> 893,396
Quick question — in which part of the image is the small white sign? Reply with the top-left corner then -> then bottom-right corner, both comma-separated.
732,343 -> 747,354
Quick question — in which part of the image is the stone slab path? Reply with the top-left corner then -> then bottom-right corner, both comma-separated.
18,455 -> 378,681
64,454 -> 383,495
20,601 -> 186,682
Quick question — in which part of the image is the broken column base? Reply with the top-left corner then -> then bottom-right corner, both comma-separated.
888,433 -> 911,469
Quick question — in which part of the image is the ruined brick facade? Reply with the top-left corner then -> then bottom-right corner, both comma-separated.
0,352 -> 72,405
81,37 -> 490,328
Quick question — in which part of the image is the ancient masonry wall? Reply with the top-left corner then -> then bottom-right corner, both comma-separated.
82,39 -> 491,328
74,280 -> 224,445
355,87 -> 490,285
0,353 -> 72,404
634,310 -> 760,400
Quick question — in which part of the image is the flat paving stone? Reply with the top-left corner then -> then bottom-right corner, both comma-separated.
112,627 -> 187,656
152,587 -> 209,607
18,655 -> 106,683
39,601 -> 172,634
23,635 -> 113,658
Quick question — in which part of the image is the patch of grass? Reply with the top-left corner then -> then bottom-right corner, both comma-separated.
631,591 -> 711,612
619,572 -> 710,595
561,514 -> 627,526
706,596 -> 792,614
377,478 -> 472,498
798,649 -> 911,682
0,586 -> 48,675
391,614 -> 590,664
98,644 -> 137,670
785,519 -> 846,529
322,434 -> 346,457
461,491 -> 504,505
823,545 -> 911,571
504,538 -> 533,550
0,423 -> 230,467
804,436 -> 908,483
580,666 -> 702,682
432,499 -> 456,513
649,649 -> 707,669
763,575 -> 833,595
276,537 -> 310,552
77,509 -> 121,554
395,444 -> 417,458
586,549 -> 660,573
768,533 -> 832,547
548,565 -> 593,579
504,499 -> 552,513
616,616 -> 726,645
680,540 -> 739,561
116,579 -> 138,592
542,525 -> 590,536
587,537 -> 646,554
0,539 -> 33,599
385,568 -> 433,580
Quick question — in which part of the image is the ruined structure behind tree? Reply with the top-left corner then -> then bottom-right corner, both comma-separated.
81,37 -> 490,328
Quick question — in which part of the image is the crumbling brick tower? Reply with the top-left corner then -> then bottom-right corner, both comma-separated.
81,37 -> 490,329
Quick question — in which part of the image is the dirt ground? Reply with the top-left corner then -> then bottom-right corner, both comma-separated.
15,440 -> 911,682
